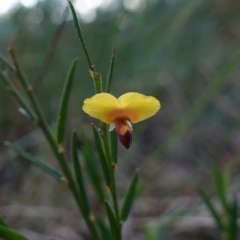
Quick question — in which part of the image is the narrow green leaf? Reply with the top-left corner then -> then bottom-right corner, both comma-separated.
92,124 -> 111,187
81,131 -> 105,202
71,130 -> 90,217
0,225 -> 29,240
56,58 -> 78,144
228,196 -> 238,240
68,0 -> 82,40
213,165 -> 228,211
5,142 -> 65,183
110,130 -> 118,163
68,1 -> 101,93
0,216 -> 8,227
197,188 -> 224,231
105,39 -> 115,93
120,170 -> 139,221
104,200 -> 119,240
68,1 -> 93,71
96,218 -> 112,240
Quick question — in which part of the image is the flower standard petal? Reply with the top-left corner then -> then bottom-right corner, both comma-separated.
118,92 -> 160,123
82,93 -> 120,123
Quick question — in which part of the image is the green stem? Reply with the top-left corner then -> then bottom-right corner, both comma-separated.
9,49 -> 76,193
9,49 -> 101,240
9,48 -> 31,96
102,123 -> 121,239
31,94 -> 101,240
28,88 -> 80,205
35,103 -> 101,240
109,165 -> 120,227
68,1 -> 94,71
106,39 -> 115,93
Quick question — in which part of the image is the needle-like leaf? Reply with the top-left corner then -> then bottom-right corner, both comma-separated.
56,58 -> 78,144
197,188 -> 224,231
105,200 -> 120,240
120,170 -> 139,221
5,142 -> 65,183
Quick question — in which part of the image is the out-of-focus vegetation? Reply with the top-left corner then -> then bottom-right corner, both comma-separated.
1,0 -> 240,239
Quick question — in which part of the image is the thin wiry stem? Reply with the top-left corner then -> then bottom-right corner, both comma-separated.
102,123 -> 121,239
33,7 -> 69,91
106,39 -> 116,93
8,49 -> 101,240
68,1 -> 95,72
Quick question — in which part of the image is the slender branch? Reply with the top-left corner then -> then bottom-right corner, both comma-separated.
9,49 -> 79,213
33,7 -> 69,91
101,123 -> 121,238
106,39 -> 115,93
8,48 -> 31,95
68,1 -> 94,71
9,49 -> 102,240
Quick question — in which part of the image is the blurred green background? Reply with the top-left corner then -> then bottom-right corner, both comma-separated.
1,0 -> 240,239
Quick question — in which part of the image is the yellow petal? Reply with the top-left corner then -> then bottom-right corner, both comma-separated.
82,93 -> 120,123
118,92 -> 160,123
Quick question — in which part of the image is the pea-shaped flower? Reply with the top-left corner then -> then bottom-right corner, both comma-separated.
82,92 -> 160,149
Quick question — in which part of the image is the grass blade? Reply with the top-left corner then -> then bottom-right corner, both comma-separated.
33,7 -> 68,91
5,141 -> 65,183
92,124 -> 111,187
104,200 -> 120,240
56,58 -> 78,144
197,188 -> 224,231
120,170 -> 139,221
0,226 -> 29,240
152,46 -> 240,159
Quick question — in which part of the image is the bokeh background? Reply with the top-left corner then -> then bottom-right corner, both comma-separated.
1,0 -> 240,239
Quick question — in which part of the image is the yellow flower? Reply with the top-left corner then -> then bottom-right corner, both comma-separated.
82,92 -> 161,149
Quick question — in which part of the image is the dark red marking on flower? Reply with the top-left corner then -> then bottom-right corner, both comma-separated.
117,130 -> 132,149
